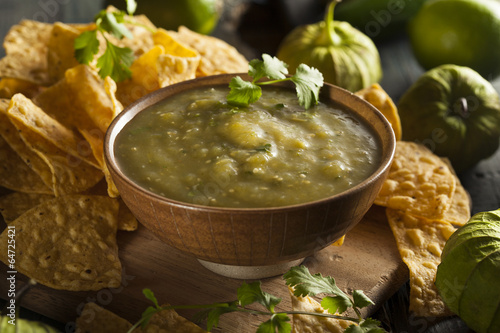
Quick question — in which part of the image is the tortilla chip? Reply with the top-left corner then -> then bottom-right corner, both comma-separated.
374,141 -> 456,220
0,99 -> 55,192
0,134 -> 52,194
76,302 -> 132,333
117,29 -> 200,107
47,22 -> 95,84
0,191 -> 54,224
355,83 -> 402,140
0,195 -> 122,291
0,20 -> 52,85
133,304 -> 208,333
110,12 -> 156,58
0,78 -> 42,99
117,198 -> 138,231
289,287 -> 352,333
386,208 -> 456,317
172,26 -> 248,77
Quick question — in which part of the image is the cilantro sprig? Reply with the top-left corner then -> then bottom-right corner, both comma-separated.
227,54 -> 324,110
128,265 -> 386,333
74,0 -> 140,82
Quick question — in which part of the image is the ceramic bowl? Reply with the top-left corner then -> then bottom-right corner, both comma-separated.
104,74 -> 396,279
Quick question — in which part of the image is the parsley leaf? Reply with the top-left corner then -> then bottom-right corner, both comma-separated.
227,54 -> 323,110
345,318 -> 386,333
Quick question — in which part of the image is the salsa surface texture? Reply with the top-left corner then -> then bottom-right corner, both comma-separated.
115,86 -> 381,208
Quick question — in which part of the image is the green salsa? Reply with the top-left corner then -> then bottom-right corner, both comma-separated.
115,86 -> 381,208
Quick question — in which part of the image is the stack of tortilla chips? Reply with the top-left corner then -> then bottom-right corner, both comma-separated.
0,7 -> 248,292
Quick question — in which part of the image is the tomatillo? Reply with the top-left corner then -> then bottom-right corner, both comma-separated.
276,0 -> 382,92
398,64 -> 500,173
436,209 -> 500,333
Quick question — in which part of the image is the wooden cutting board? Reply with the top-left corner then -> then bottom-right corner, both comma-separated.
0,204 -> 408,332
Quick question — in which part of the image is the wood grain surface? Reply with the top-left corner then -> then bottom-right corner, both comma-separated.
0,205 -> 407,332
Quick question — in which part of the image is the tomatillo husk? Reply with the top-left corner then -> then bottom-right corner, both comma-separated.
276,0 -> 382,92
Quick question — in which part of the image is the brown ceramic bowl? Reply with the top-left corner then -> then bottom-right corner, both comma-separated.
104,74 -> 395,278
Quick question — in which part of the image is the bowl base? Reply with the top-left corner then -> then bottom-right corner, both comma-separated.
198,258 -> 305,279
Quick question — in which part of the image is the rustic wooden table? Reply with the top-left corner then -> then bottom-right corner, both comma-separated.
1,1 -> 499,332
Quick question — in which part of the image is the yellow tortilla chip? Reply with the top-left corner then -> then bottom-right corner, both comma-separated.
7,94 -> 103,195
355,83 -> 402,140
117,29 -> 200,107
0,191 -> 54,224
46,22 -> 96,84
0,20 -> 52,85
0,78 -> 42,99
386,209 -> 456,317
133,303 -> 208,333
288,287 -> 352,333
0,99 -> 55,192
0,195 -> 122,291
172,26 -> 248,77
0,134 -> 52,194
117,197 -> 138,231
375,141 -> 456,220
105,7 -> 156,58
76,302 -> 132,333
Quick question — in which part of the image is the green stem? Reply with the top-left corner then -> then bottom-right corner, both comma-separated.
124,18 -> 157,34
319,0 -> 342,46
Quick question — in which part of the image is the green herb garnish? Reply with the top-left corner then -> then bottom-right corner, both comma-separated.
227,54 -> 324,110
128,265 -> 386,333
74,0 -> 139,82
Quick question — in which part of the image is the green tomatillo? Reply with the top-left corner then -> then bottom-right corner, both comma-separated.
276,0 -> 382,92
398,64 -> 500,173
436,209 -> 500,333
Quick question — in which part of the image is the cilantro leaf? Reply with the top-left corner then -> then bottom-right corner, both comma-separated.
249,54 -> 288,82
74,30 -> 99,65
205,302 -> 239,331
345,318 -> 386,333
352,290 -> 375,310
96,40 -> 133,82
284,265 -> 352,313
291,63 -> 324,109
257,314 -> 291,333
227,76 -> 262,106
227,54 -> 323,110
320,295 -> 353,315
139,306 -> 158,328
238,281 -> 282,313
127,0 -> 137,15
98,11 -> 133,39
142,288 -> 160,308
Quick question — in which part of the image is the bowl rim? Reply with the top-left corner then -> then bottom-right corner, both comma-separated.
104,73 -> 396,213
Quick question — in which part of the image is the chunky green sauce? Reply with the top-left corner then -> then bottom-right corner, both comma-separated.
115,86 -> 381,208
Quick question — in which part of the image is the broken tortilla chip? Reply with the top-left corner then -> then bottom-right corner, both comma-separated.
171,26 -> 248,77
355,83 -> 402,141
76,302 -> 132,333
288,287 -> 353,333
0,195 -> 122,291
0,191 -> 54,224
133,303 -> 208,333
0,20 -> 52,85
385,208 -> 456,317
374,141 -> 456,220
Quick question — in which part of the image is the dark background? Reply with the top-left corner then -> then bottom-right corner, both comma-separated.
1,0 -> 498,332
